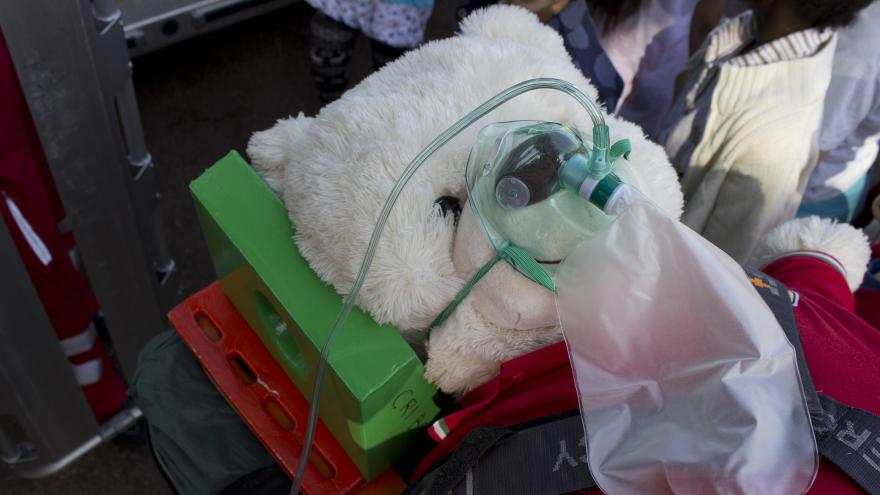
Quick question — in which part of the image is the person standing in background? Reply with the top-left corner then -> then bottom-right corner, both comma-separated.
540,0 -> 626,110
592,0 -> 700,138
798,1 -> 880,223
459,1 -> 702,140
457,0 -> 627,110
655,0 -> 873,263
307,0 -> 434,103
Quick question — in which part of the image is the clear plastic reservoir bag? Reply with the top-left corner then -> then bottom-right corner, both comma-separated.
555,197 -> 818,494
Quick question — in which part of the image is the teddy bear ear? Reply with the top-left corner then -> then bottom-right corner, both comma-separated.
246,112 -> 313,196
458,4 -> 567,56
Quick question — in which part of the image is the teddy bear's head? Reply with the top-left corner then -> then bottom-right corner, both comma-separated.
247,5 -> 683,396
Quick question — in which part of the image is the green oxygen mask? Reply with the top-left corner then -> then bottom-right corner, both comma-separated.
463,121 -> 634,291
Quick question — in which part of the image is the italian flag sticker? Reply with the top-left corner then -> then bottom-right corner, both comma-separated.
430,418 -> 450,442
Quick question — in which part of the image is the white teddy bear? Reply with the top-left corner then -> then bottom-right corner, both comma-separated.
247,5 -> 870,397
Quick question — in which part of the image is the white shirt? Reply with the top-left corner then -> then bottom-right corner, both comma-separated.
804,2 -> 880,203
592,0 -> 699,136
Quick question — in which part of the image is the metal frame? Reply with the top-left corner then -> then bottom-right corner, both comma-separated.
16,407 -> 143,479
0,217 -> 99,472
0,0 -> 176,477
123,0 -> 298,57
0,0 -> 174,381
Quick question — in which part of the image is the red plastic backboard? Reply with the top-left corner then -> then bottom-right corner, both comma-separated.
168,282 -> 406,495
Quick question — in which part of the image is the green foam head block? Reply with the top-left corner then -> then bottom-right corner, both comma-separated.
190,151 -> 440,480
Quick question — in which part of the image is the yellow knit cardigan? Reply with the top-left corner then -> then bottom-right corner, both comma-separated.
672,34 -> 838,262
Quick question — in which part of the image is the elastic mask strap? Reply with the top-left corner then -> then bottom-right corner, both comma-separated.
499,244 -> 556,293
429,245 -> 556,330
430,253 -> 504,329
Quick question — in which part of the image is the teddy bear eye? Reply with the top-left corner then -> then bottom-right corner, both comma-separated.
434,196 -> 462,222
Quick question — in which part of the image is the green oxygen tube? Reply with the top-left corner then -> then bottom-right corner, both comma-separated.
289,78 -> 613,494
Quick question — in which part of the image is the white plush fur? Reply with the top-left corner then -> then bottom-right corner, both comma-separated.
424,202 -> 565,396
752,216 -> 870,291
248,5 -> 683,395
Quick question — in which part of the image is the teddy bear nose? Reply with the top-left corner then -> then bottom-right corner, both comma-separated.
434,196 -> 462,221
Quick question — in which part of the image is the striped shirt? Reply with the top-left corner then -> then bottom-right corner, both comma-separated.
727,16 -> 832,67
699,11 -> 832,68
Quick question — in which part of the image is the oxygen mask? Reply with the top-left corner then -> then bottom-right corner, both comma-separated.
466,121 -> 634,265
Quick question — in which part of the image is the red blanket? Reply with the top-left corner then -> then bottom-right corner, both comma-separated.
414,254 -> 880,494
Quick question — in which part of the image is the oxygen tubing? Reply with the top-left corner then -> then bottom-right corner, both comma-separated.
289,78 -> 608,494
